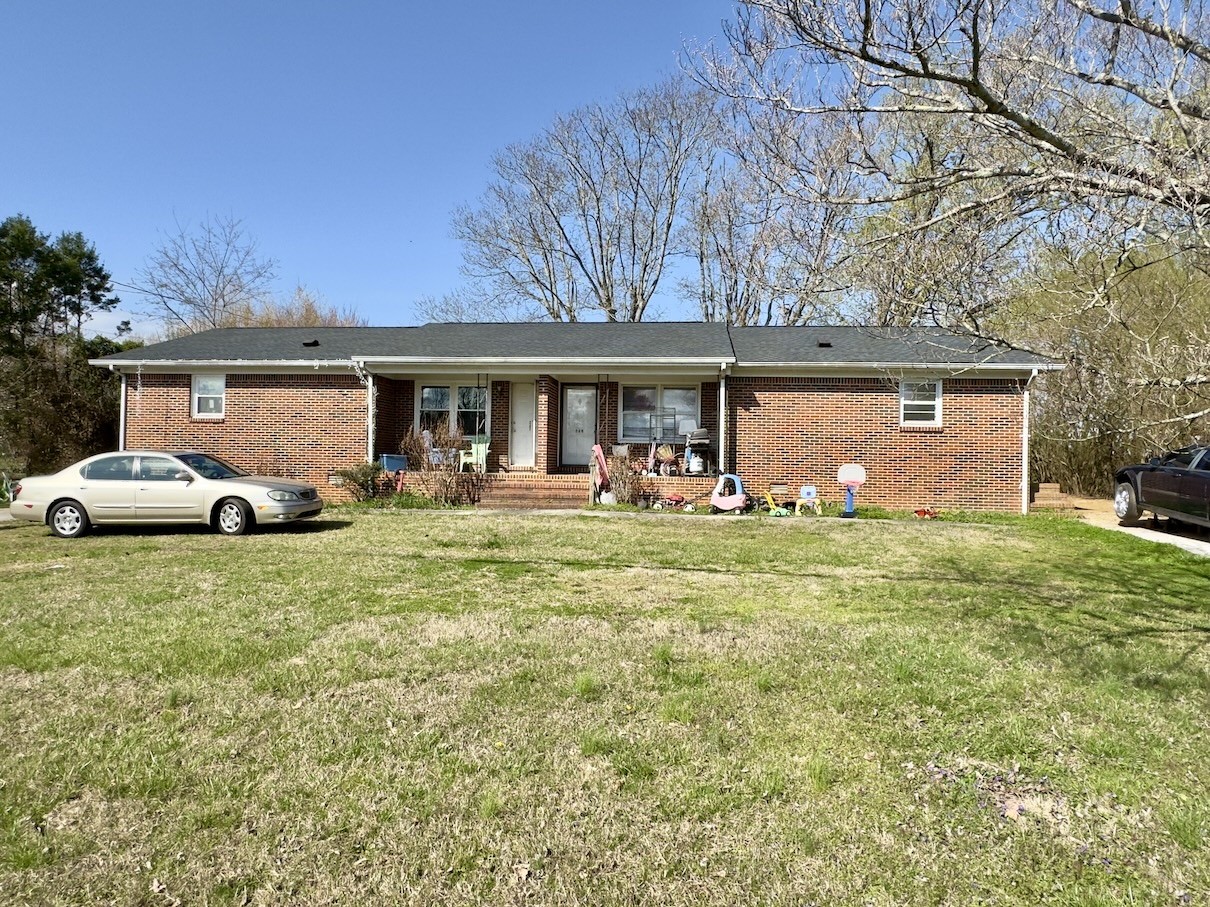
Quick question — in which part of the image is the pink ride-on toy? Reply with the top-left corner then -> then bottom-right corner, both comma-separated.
709,473 -> 753,514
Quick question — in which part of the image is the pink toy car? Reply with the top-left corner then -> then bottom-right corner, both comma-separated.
709,473 -> 753,514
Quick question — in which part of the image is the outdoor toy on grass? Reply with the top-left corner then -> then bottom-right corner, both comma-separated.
837,463 -> 866,519
709,473 -> 753,514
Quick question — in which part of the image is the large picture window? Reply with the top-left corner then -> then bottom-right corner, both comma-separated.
900,380 -> 942,426
621,385 -> 699,441
192,374 -> 225,418
419,384 -> 488,437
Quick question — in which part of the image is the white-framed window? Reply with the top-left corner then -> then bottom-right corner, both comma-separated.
418,384 -> 489,437
620,385 -> 699,441
419,385 -> 450,432
192,374 -> 225,418
900,380 -> 942,426
457,386 -> 487,438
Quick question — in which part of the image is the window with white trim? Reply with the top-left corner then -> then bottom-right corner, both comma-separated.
419,385 -> 450,432
192,374 -> 225,418
900,380 -> 942,426
418,384 -> 489,437
620,385 -> 699,441
457,386 -> 487,438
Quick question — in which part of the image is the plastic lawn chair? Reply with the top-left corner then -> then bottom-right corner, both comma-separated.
459,436 -> 490,473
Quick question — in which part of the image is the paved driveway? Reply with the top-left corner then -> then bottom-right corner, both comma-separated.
1072,497 -> 1210,558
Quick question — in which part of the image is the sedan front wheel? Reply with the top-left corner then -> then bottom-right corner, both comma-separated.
215,498 -> 254,536
1113,482 -> 1140,524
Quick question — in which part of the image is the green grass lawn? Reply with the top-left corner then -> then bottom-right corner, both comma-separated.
0,510 -> 1207,905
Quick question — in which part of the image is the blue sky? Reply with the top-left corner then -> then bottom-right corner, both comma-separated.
2,1 -> 735,337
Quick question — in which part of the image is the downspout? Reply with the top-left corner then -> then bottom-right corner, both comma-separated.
1021,368 -> 1038,515
353,360 -> 374,464
366,372 -> 376,463
116,367 -> 126,451
718,363 -> 728,474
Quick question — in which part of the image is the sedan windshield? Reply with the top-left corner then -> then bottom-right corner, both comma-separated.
173,453 -> 249,480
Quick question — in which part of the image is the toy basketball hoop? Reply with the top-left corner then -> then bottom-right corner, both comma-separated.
836,463 -> 866,518
837,464 -> 866,488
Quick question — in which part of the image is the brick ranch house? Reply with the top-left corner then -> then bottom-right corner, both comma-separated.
91,322 -> 1059,512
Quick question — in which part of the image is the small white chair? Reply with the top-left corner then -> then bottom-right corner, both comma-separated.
460,436 -> 490,473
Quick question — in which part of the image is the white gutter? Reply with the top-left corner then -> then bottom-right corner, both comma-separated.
87,358 -> 353,369
731,360 -> 1065,373
356,356 -> 737,368
89,355 -> 1057,374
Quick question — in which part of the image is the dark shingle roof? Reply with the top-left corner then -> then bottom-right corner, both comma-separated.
363,322 -> 735,360
92,327 -> 421,362
729,326 -> 1052,367
92,322 -> 1056,370
95,323 -> 735,363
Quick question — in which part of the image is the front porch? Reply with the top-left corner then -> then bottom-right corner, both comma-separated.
371,373 -> 724,479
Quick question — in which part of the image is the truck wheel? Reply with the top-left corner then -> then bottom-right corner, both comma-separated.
1113,482 -> 1139,524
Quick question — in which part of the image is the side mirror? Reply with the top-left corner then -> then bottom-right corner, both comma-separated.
174,471 -> 194,482
1147,457 -> 1161,466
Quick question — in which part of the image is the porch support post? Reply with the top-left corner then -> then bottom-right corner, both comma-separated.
718,366 -> 728,474
365,371 -> 376,463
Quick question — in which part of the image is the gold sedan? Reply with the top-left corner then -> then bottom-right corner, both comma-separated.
8,451 -> 323,538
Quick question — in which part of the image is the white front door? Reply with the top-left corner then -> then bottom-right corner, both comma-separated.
510,382 -> 536,467
561,386 -> 597,467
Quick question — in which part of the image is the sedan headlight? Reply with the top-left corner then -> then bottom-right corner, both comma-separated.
267,489 -> 300,501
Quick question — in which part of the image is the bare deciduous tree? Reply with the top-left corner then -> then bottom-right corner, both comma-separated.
231,285 -> 366,327
414,286 -> 546,324
454,77 -> 718,322
682,113 -> 858,325
137,215 -> 277,333
710,1 -> 1209,242
697,0 -> 1210,486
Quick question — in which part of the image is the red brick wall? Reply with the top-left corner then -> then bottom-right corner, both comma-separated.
123,373 -> 368,497
490,381 -> 510,471
374,377 -> 414,459
122,370 -> 1027,511
727,376 -> 1025,512
597,381 -> 619,451
700,381 -> 719,438
536,376 -> 560,471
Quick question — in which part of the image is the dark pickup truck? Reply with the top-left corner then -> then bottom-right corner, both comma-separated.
1114,446 -> 1210,529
